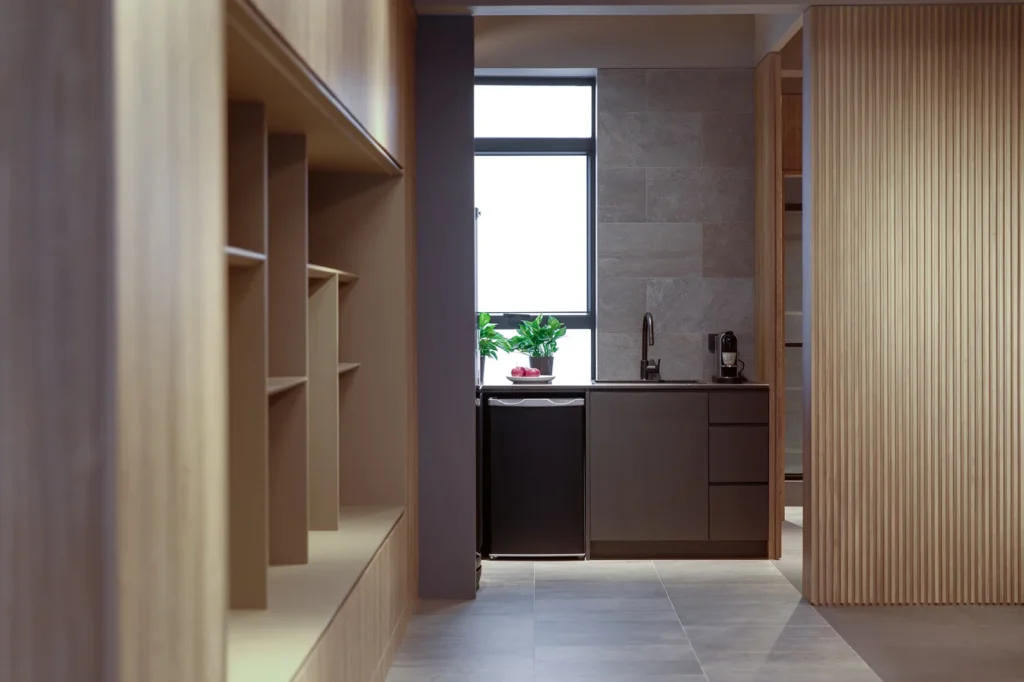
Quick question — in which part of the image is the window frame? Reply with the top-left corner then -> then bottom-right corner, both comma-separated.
474,76 -> 597,379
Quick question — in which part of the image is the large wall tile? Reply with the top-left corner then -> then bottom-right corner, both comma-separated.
597,69 -> 647,113
656,333 -> 708,381
703,112 -> 754,167
595,68 -> 754,378
597,333 -> 642,380
647,277 -> 753,335
598,222 -> 702,277
598,111 -> 702,168
647,168 -> 753,224
598,167 -> 646,222
703,223 -> 754,277
597,277 -> 647,333
647,69 -> 754,113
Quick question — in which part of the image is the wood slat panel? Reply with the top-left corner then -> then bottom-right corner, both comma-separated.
754,52 -> 786,560
805,6 -> 1024,605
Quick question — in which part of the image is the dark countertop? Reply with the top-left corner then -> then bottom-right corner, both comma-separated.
480,380 -> 768,393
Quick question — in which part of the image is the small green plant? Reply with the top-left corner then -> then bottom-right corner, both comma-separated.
478,312 -> 510,360
508,315 -> 567,358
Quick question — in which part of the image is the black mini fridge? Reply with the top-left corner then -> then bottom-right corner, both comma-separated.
487,396 -> 586,558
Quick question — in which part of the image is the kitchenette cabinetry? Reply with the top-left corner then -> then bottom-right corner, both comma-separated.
589,392 -> 709,545
481,383 -> 772,560
589,387 -> 770,558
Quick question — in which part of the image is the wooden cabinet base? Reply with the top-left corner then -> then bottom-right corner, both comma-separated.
589,541 -> 768,560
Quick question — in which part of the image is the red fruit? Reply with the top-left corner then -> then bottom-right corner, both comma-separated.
511,367 -> 526,377
525,367 -> 542,377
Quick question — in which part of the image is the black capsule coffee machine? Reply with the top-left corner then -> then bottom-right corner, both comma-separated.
709,331 -> 747,384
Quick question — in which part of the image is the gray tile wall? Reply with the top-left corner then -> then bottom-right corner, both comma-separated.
596,69 -> 755,381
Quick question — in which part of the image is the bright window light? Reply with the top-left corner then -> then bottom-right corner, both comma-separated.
474,85 -> 593,138
475,155 -> 588,314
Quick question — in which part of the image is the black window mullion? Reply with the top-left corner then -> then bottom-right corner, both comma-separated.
474,138 -> 593,154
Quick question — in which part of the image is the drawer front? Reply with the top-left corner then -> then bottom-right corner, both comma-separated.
709,391 -> 769,424
710,485 -> 769,541
709,426 -> 769,483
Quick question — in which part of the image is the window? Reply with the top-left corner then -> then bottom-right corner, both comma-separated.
474,79 -> 595,384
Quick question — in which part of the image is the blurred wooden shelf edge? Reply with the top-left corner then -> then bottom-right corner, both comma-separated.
267,376 -> 307,396
337,363 -> 360,376
308,263 -> 358,283
227,246 -> 267,268
227,507 -> 407,682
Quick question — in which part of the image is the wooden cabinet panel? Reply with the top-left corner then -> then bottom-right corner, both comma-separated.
782,94 -> 802,175
249,0 -> 405,161
709,390 -> 769,424
589,391 -> 709,542
709,426 -> 769,483
710,485 -> 769,541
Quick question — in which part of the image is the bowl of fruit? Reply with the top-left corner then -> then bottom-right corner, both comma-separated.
507,366 -> 555,384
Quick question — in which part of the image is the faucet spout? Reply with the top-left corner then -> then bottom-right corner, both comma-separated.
640,313 -> 660,381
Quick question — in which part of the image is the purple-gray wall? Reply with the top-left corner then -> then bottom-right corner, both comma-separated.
415,15 -> 478,600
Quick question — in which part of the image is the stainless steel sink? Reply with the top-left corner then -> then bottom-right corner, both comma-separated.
592,379 -> 701,384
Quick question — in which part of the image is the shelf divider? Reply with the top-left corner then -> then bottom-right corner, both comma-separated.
308,276 -> 340,531
267,133 -> 310,566
227,101 -> 269,610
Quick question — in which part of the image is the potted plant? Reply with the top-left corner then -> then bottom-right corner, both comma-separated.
508,314 -> 567,376
478,312 -> 509,381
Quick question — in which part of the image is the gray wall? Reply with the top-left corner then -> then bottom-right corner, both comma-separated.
595,68 -> 755,381
415,16 -> 477,600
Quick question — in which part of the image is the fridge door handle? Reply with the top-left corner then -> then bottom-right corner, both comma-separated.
488,398 -> 585,408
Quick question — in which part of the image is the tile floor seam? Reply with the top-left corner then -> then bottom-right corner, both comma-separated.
653,560 -> 710,682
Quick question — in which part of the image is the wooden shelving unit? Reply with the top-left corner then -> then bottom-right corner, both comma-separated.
221,0 -> 415,679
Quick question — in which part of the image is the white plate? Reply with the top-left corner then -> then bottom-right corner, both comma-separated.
506,375 -> 556,384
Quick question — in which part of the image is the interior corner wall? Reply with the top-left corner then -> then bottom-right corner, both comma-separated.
475,15 -> 756,70
415,15 -> 478,600
804,6 -> 1024,606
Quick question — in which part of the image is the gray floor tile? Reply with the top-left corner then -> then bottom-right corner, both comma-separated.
675,602 -> 827,627
386,664 -> 534,682
536,581 -> 670,599
686,624 -> 843,659
535,618 -> 689,647
532,671 -> 708,675
535,645 -> 705,677
535,596 -> 676,615
537,608 -> 682,624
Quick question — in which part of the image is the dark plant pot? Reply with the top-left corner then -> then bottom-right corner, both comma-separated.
529,356 -> 554,375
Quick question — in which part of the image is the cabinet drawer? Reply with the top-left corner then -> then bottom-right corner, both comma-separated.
709,426 -> 769,483
710,485 -> 768,541
709,391 -> 769,424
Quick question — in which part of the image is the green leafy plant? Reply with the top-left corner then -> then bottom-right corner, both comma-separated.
508,315 -> 567,358
478,312 -> 510,360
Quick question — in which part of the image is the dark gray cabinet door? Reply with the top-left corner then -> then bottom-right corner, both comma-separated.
589,391 -> 709,542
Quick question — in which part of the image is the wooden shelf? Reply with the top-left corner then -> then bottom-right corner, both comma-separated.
267,377 -> 306,396
226,246 -> 267,268
227,506 -> 404,682
337,362 -> 360,376
307,264 -> 358,283
225,0 -> 400,174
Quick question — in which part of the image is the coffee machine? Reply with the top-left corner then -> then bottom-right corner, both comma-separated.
708,331 -> 747,384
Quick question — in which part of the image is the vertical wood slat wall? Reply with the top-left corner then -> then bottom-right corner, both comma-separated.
754,52 -> 786,560
804,6 -> 1024,605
